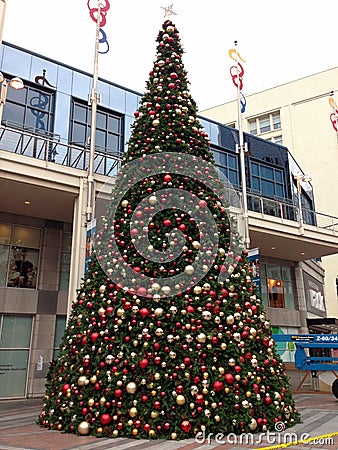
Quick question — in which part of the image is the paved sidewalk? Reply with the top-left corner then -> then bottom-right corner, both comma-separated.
0,393 -> 337,450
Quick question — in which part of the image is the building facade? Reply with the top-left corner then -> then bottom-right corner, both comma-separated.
1,43 -> 338,398
201,68 -> 338,322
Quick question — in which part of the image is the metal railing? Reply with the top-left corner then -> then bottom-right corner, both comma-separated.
0,122 -> 123,176
1,124 -> 337,235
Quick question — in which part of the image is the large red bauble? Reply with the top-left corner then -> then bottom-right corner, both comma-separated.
234,365 -> 242,373
62,384 -> 70,394
164,174 -> 172,183
100,414 -> 112,425
180,420 -> 192,433
198,200 -> 207,208
225,373 -> 235,385
195,394 -> 204,404
163,219 -> 172,227
213,380 -> 224,392
264,396 -> 272,405
90,332 -> 99,343
114,388 -> 123,397
139,308 -> 150,318
139,359 -> 149,369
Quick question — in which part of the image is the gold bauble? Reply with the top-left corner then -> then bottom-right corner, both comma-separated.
184,265 -> 194,274
57,424 -> 63,430
220,343 -> 227,350
90,375 -> 97,384
224,387 -> 230,394
78,376 -> 87,386
113,430 -> 119,437
197,333 -> 206,343
192,241 -> 200,249
97,427 -> 103,434
77,421 -> 90,435
171,432 -> 177,440
154,373 -> 161,381
193,286 -> 202,295
98,307 -> 105,316
129,407 -> 138,417
246,391 -> 252,397
148,195 -> 158,205
132,428 -> 138,436
100,397 -> 106,405
151,390 -> 157,396
249,418 -> 257,431
126,382 -> 137,394
176,394 -> 186,405
151,411 -> 159,419
87,398 -> 95,407
149,429 -> 156,437
214,415 -> 221,422
121,200 -> 129,208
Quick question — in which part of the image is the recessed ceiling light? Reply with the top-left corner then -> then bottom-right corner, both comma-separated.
24,201 -> 31,205
271,246 -> 276,250
301,252 -> 305,255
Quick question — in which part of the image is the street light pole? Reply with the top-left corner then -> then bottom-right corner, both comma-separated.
86,2 -> 102,223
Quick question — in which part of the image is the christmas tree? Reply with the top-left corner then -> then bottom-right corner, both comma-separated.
38,18 -> 301,440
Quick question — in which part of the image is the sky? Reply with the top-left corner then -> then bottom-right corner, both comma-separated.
2,0 -> 338,111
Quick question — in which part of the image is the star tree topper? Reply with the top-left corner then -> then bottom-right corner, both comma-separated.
161,4 -> 177,19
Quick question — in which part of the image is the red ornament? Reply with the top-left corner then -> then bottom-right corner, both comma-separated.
163,219 -> 172,227
224,373 -> 235,385
90,332 -> 99,343
180,420 -> 192,433
213,380 -> 224,392
164,174 -> 172,183
100,414 -> 112,425
62,384 -> 70,394
265,396 -> 273,405
139,308 -> 150,318
139,359 -> 149,369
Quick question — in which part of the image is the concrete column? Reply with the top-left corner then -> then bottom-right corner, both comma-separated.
67,177 -> 87,319
294,264 -> 309,333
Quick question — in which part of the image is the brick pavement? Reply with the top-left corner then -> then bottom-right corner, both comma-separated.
0,394 -> 337,450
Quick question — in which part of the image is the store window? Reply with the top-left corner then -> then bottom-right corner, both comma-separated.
248,111 -> 281,136
69,99 -> 124,156
260,264 -> 295,309
0,315 -> 33,398
0,224 -> 41,288
59,233 -> 71,291
1,75 -> 55,134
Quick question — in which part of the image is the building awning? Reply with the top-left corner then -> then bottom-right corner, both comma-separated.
307,317 -> 338,333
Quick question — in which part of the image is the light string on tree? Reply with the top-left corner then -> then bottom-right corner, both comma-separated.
87,0 -> 110,54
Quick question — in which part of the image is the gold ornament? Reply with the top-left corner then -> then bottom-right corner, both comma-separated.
148,195 -> 157,205
197,333 -> 206,343
149,429 -> 156,437
113,430 -> 119,437
126,382 -> 137,394
77,421 -> 90,435
214,415 -> 221,422
249,418 -> 258,431
97,427 -> 103,434
90,375 -> 97,384
184,265 -> 194,274
87,398 -> 95,407
98,307 -> 105,316
193,286 -> 202,295
129,407 -> 138,417
121,200 -> 129,208
154,373 -> 161,381
78,376 -> 87,386
176,394 -> 186,405
151,411 -> 159,419
171,432 -> 177,440
192,240 -> 200,249
132,428 -> 138,436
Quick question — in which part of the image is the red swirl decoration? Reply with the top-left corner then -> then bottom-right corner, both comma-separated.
229,48 -> 246,112
329,97 -> 338,132
87,0 -> 110,53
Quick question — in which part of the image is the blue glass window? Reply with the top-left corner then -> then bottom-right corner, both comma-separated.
69,98 -> 124,155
